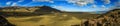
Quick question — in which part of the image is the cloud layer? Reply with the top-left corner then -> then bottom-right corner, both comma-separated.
102,0 -> 111,4
6,2 -> 12,5
11,3 -> 17,6
92,5 -> 97,8
66,0 -> 94,6
32,0 -> 54,3
18,0 -> 24,2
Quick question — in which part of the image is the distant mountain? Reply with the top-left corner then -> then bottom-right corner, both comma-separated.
99,9 -> 120,16
0,6 -> 62,13
98,9 -> 120,18
34,6 -> 62,13
0,6 -> 62,16
1,6 -> 27,9
94,11 -> 108,14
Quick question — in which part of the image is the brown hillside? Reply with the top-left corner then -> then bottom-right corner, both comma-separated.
80,9 -> 120,26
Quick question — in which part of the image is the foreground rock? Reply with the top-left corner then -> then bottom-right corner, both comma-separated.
81,9 -> 120,26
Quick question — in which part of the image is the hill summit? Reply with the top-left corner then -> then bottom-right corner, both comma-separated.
34,6 -> 62,13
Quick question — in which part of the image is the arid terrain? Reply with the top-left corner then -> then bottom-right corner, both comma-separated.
0,6 -> 119,26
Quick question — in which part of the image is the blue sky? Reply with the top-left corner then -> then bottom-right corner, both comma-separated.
0,0 -> 120,12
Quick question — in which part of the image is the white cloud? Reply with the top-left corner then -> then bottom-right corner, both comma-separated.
66,0 -> 94,6
52,5 -> 65,11
32,0 -> 54,3
76,2 -> 87,6
102,0 -> 110,4
92,5 -> 97,8
101,5 -> 105,8
67,0 -> 78,3
32,0 -> 51,2
101,5 -> 107,10
6,2 -> 12,5
18,0 -> 24,2
53,5 -> 63,8
49,1 -> 54,3
11,3 -> 17,6
5,0 -> 23,6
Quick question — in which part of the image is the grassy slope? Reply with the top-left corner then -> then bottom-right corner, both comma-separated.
6,13 -> 100,26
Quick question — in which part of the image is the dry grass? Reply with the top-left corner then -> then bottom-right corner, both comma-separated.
6,13 -> 98,26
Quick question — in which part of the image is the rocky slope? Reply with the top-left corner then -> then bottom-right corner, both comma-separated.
81,9 -> 120,26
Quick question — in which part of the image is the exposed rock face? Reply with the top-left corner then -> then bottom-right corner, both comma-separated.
82,9 -> 120,26
0,15 -> 15,26
96,9 -> 120,26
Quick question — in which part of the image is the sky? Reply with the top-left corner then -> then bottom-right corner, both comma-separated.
0,0 -> 120,12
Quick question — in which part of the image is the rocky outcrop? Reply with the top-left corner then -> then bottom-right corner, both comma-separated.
81,9 -> 120,26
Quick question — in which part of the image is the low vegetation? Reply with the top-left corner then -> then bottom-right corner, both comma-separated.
0,6 -> 119,26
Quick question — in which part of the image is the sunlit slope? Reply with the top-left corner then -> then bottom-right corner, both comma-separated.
6,13 -> 99,26
0,7 -> 38,12
0,6 -> 62,17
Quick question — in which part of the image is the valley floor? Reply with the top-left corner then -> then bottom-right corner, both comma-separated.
6,13 -> 100,26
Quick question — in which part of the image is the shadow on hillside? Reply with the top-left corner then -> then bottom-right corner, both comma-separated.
0,15 -> 15,26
